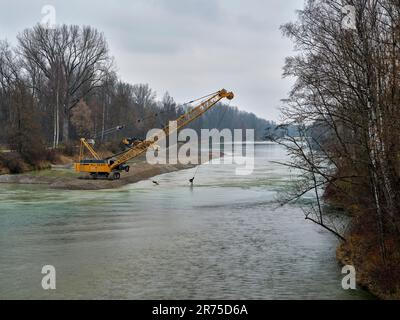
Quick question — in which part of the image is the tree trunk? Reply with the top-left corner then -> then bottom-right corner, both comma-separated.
62,112 -> 69,143
53,89 -> 60,148
53,105 -> 57,149
56,102 -> 60,147
101,102 -> 105,142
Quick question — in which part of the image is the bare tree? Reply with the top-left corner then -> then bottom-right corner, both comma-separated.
280,0 -> 400,296
0,41 -> 20,136
132,83 -> 156,110
17,24 -> 113,143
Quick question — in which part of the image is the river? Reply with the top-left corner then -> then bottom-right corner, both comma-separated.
0,143 -> 371,299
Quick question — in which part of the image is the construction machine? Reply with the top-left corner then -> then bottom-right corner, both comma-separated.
74,89 -> 234,180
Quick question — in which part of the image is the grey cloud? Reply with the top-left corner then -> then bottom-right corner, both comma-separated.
0,0 -> 304,121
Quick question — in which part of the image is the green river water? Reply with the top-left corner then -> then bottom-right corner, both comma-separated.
0,143 -> 371,299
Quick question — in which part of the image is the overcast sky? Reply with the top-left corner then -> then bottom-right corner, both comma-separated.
0,0 -> 304,121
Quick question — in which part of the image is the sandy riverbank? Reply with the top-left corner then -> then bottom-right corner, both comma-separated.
0,147 -> 224,190
0,160 -> 197,190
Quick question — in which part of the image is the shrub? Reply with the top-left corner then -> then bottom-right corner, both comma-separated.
45,149 -> 61,163
0,153 -> 25,174
7,157 -> 25,173
61,143 -> 78,157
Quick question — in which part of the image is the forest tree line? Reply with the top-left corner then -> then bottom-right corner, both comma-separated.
280,0 -> 400,298
0,24 -> 270,163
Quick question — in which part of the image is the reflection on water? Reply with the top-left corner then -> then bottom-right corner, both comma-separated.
0,143 -> 371,299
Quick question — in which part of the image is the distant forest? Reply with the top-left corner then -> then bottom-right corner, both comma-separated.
0,24 -> 272,160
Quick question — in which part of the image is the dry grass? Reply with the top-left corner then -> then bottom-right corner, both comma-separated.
337,222 -> 400,299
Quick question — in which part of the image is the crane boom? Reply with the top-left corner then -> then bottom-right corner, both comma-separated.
79,138 -> 101,160
74,89 -> 234,180
110,89 -> 234,170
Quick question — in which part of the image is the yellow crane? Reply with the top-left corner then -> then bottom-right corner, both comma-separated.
74,89 -> 234,180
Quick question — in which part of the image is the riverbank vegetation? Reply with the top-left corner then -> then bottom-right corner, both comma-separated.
279,0 -> 400,299
0,24 -> 271,175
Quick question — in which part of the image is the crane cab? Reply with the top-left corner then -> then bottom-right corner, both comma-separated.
74,159 -> 130,180
74,138 -> 129,180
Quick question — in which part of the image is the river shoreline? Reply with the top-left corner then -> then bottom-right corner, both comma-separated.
0,144 -> 227,190
0,161 -> 197,190
336,244 -> 379,299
